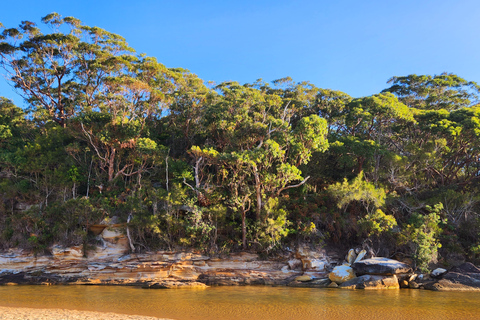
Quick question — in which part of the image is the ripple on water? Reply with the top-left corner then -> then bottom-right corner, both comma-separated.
0,285 -> 479,320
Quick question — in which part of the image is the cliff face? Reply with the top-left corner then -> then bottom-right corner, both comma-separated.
0,225 -> 333,287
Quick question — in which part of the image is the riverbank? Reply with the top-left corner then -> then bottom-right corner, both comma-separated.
0,306 -> 171,320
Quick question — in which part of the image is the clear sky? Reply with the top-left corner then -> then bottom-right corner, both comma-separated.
1,0 -> 480,106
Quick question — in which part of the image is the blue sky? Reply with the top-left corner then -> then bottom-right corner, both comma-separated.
1,0 -> 480,106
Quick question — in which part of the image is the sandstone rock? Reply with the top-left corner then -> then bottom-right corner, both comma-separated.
288,278 -> 330,288
431,268 -> 447,278
302,259 -> 327,271
51,245 -> 84,260
339,275 -> 399,289
329,265 -> 356,284
408,281 -> 420,289
328,281 -> 338,288
143,281 -> 208,289
399,279 -> 409,288
288,259 -> 302,270
295,275 -> 313,282
346,249 -> 356,265
354,250 -> 366,263
352,257 -> 412,275
295,246 -> 326,260
423,272 -> 480,291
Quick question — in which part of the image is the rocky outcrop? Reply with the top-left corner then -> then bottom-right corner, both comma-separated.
352,257 -> 412,275
0,249 -> 307,287
339,275 -> 399,289
409,263 -> 480,291
2,226 -> 331,287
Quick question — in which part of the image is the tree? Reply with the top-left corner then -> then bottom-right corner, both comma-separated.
383,73 -> 480,111
191,81 -> 329,249
0,13 -> 136,127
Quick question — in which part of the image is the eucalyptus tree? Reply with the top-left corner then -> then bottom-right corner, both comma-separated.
383,73 -> 480,111
190,81 -> 329,249
0,14 -> 173,185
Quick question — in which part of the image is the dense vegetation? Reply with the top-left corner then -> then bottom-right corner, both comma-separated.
1,14 -> 480,271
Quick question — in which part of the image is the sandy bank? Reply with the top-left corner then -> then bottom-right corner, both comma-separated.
0,306 -> 172,320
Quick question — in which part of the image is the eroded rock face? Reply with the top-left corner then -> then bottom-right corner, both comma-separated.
352,257 -> 412,275
295,246 -> 330,272
329,265 -> 356,284
339,275 -> 399,290
0,247 -> 306,287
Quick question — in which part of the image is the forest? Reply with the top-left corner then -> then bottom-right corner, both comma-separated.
1,14 -> 480,271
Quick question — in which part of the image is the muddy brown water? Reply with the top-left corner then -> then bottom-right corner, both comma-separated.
0,285 -> 479,319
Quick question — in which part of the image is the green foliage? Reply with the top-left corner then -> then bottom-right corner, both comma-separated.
1,13 -> 480,264
359,209 -> 397,237
399,204 -> 445,272
255,198 -> 291,251
328,172 -> 386,213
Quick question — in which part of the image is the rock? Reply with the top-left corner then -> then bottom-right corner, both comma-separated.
339,275 -> 399,289
409,281 -> 420,289
302,259 -> 327,271
346,249 -> 356,265
328,281 -> 338,288
288,259 -> 302,270
329,265 -> 356,284
431,268 -> 447,278
295,245 -> 327,260
423,272 -> 480,291
354,250 -> 366,263
295,275 -> 313,282
51,245 -> 84,260
352,257 -> 412,275
451,262 -> 480,274
143,281 -> 208,289
288,278 -> 330,288
399,280 -> 409,288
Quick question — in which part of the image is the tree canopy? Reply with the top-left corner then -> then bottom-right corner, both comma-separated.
1,14 -> 480,270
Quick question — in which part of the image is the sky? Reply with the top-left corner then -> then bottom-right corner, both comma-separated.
1,0 -> 480,107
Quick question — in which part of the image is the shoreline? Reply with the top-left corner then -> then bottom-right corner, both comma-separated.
0,306 -> 172,320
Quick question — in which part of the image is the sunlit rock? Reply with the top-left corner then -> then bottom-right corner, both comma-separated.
431,268 -> 447,278
302,259 -> 327,271
352,257 -> 412,275
346,249 -> 356,265
329,265 -> 356,284
51,245 -> 84,260
295,275 -> 313,282
354,250 -> 366,263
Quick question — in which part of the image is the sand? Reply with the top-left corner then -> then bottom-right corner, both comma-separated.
0,306 -> 172,320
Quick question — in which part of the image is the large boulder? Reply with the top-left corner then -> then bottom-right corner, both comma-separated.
339,274 -> 399,289
329,265 -> 356,284
424,272 -> 480,291
352,257 -> 412,275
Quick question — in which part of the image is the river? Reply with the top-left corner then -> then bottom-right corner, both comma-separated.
0,285 -> 479,319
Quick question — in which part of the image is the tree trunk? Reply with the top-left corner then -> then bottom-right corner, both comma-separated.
253,166 -> 262,221
108,147 -> 116,181
242,210 -> 247,250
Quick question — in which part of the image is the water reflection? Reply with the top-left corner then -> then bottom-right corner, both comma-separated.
0,285 -> 479,320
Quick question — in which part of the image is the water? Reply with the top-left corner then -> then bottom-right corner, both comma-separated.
0,285 -> 479,319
